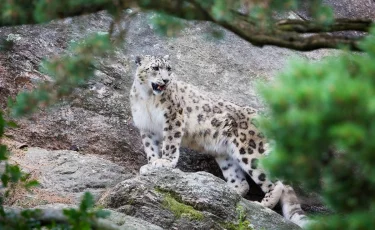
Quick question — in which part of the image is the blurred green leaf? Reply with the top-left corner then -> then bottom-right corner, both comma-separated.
25,180 -> 40,189
150,12 -> 185,37
63,192 -> 110,230
260,25 -> 375,228
95,209 -> 110,218
6,121 -> 18,128
0,145 -> 8,161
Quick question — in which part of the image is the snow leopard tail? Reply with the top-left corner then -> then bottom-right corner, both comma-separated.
280,185 -> 311,228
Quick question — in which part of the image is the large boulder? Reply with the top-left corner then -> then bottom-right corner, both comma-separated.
6,142 -> 132,206
99,167 -> 301,230
4,142 -> 301,229
7,204 -> 163,230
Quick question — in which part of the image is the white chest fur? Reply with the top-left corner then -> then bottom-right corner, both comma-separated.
131,97 -> 165,135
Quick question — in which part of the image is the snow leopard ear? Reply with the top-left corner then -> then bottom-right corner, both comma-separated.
163,55 -> 169,61
135,56 -> 143,66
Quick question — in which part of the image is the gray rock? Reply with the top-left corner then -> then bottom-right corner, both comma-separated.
300,0 -> 375,20
18,147 -> 133,202
30,204 -> 163,230
104,209 -> 163,230
99,168 -> 301,230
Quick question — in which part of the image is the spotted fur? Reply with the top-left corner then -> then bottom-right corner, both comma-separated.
130,55 -> 309,228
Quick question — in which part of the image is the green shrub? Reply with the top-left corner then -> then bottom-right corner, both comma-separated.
260,26 -> 375,230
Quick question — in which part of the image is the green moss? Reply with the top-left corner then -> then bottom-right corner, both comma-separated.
220,220 -> 253,230
155,187 -> 204,221
155,187 -> 181,201
220,205 -> 254,230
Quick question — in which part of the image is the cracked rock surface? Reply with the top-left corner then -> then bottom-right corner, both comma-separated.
99,168 -> 301,230
11,147 -> 133,203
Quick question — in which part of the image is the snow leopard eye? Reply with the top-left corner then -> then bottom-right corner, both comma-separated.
152,66 -> 159,71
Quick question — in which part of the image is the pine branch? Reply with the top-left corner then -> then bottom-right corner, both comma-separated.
1,208 -> 121,230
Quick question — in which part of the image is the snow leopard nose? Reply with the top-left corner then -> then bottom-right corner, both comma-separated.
163,79 -> 169,84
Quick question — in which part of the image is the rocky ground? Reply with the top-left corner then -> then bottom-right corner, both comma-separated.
1,1 -> 374,229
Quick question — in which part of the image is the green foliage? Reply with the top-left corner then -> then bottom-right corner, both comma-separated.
0,112 -> 4,136
0,209 -> 44,230
0,192 -> 110,230
150,12 -> 186,37
212,0 -> 231,21
234,205 -> 253,230
0,0 -> 116,25
0,0 -> 33,25
1,164 -> 22,187
0,113 -> 41,229
221,205 -> 254,230
270,0 -> 299,11
309,0 -> 334,26
63,192 -> 110,230
34,0 -> 107,22
260,26 -> 375,229
0,113 -> 37,193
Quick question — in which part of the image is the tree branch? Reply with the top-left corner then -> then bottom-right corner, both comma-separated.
188,0 -> 367,51
0,0 -> 373,51
224,23 -> 361,51
0,0 -> 210,26
275,18 -> 372,33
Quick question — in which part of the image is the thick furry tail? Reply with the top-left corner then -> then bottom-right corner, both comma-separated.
280,185 -> 311,228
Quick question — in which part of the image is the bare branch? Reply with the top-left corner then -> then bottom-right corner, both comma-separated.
276,18 -> 372,33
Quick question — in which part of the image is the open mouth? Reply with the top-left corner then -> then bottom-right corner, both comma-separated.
152,82 -> 167,93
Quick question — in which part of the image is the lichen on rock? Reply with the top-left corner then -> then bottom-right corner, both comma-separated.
99,168 -> 301,230
155,187 -> 204,221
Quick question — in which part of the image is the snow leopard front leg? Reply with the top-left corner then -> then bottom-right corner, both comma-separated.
152,106 -> 185,168
140,131 -> 161,163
